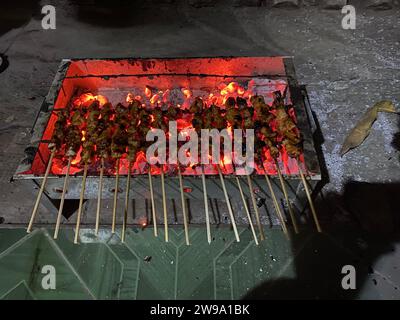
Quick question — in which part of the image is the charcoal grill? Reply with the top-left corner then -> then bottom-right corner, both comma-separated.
13,56 -> 322,239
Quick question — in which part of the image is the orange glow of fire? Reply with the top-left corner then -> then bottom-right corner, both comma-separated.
73,93 -> 108,107
71,148 -> 82,165
138,216 -> 148,227
181,88 -> 192,99
126,93 -> 134,103
150,94 -> 158,104
145,86 -> 152,98
81,130 -> 86,142
220,82 -> 237,96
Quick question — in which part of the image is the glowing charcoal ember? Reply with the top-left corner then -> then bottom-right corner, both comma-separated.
73,93 -> 108,108
126,93 -> 134,103
145,86 -> 152,98
40,76 -> 308,178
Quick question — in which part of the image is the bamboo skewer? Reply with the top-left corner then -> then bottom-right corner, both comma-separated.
298,164 -> 322,233
236,177 -> 258,245
275,160 -> 299,234
95,157 -> 104,236
111,158 -> 120,234
246,175 -> 265,241
121,162 -> 132,243
148,170 -> 158,237
217,166 -> 240,242
263,170 -> 289,237
160,167 -> 168,242
74,163 -> 88,244
201,167 -> 211,244
53,156 -> 72,239
27,149 -> 56,233
178,166 -> 190,246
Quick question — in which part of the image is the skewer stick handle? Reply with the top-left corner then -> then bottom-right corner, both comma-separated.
218,166 -> 240,242
178,167 -> 190,246
161,167 -> 168,242
246,175 -> 265,241
74,163 -> 88,244
275,161 -> 299,234
54,156 -> 72,239
111,158 -> 120,234
298,165 -> 322,233
201,168 -> 211,244
148,170 -> 158,237
264,172 -> 289,237
122,163 -> 131,243
27,149 -> 55,233
236,177 -> 258,245
95,158 -> 104,236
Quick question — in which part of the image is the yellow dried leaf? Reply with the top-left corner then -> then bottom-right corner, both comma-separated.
340,101 -> 396,156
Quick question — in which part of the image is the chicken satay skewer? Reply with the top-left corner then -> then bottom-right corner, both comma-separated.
121,161 -> 132,242
74,162 -> 88,244
95,157 -> 104,236
53,155 -> 72,239
110,104 -> 130,235
27,148 -> 56,233
274,159 -> 299,234
28,109 -> 70,233
236,177 -> 259,245
111,158 -> 120,234
74,101 -> 100,243
217,165 -> 240,242
263,165 -> 289,238
246,175 -> 265,241
191,98 -> 211,244
297,159 -> 322,232
148,169 -> 158,237
178,165 -> 190,246
95,103 -> 113,235
160,166 -> 168,242
201,166 -> 211,244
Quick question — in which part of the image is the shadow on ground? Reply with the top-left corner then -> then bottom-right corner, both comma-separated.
243,181 -> 400,299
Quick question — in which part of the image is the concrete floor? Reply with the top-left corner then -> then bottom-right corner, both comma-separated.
0,1 -> 399,299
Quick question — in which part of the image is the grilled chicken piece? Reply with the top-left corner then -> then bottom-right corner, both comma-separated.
225,97 -> 242,129
65,125 -> 82,157
241,107 -> 254,129
209,105 -> 226,130
100,102 -> 113,121
70,109 -> 86,127
283,139 -> 301,158
189,97 -> 204,114
111,125 -> 128,158
251,95 -> 273,123
275,105 -> 301,144
49,110 -> 68,150
236,97 -> 248,110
